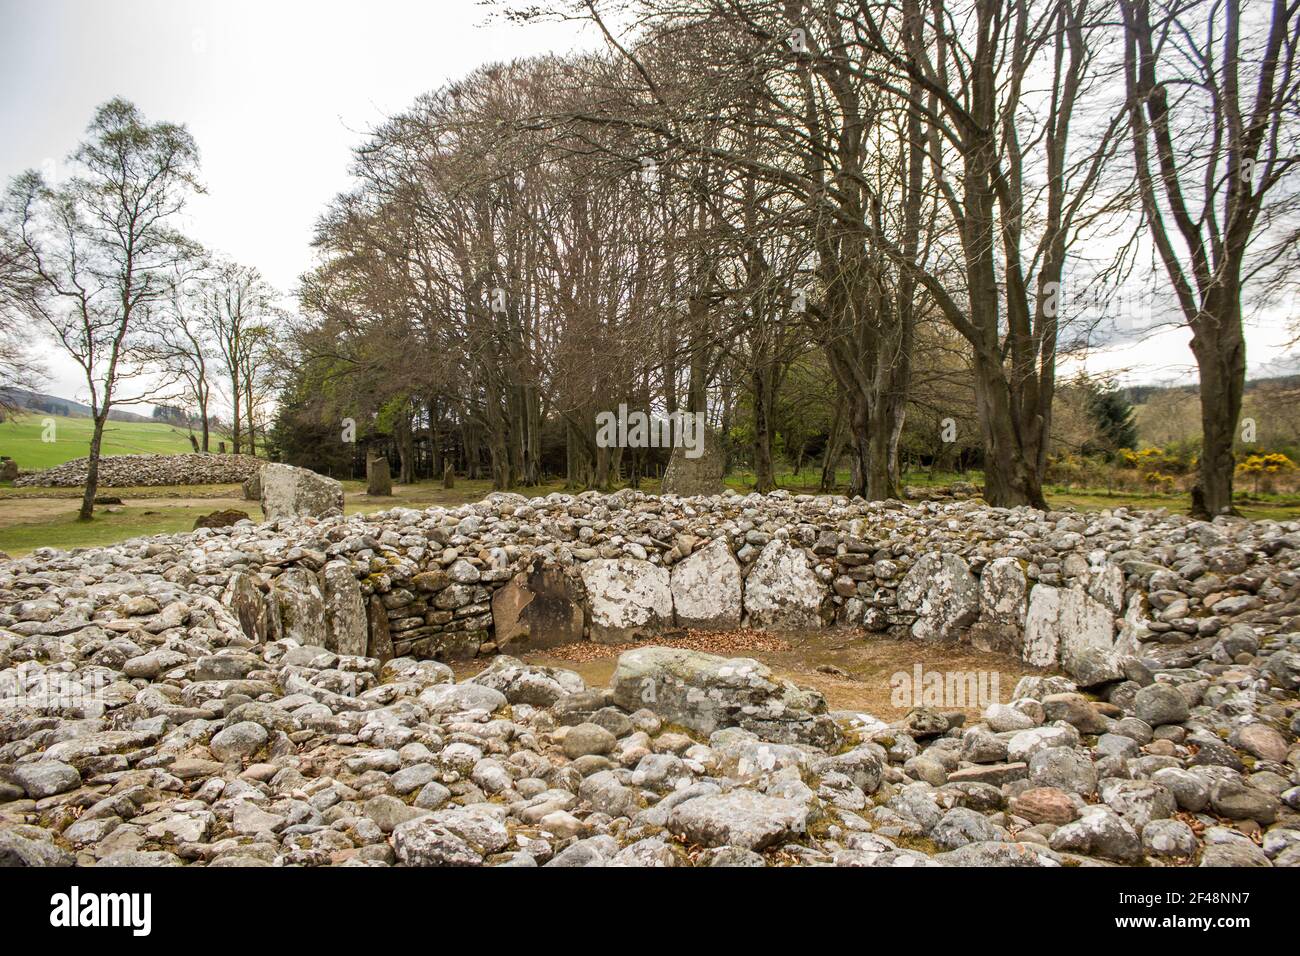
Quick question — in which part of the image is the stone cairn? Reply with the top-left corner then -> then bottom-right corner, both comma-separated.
14,454 -> 263,488
0,489 -> 1296,867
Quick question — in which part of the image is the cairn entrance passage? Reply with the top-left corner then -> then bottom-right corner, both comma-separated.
1,488 -> 1297,868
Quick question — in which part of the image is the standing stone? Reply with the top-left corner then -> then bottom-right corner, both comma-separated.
971,556 -> 1028,654
1086,563 -> 1126,615
270,568 -> 328,647
241,471 -> 261,501
259,463 -> 345,522
491,560 -> 586,650
320,560 -> 368,656
1023,584 -> 1116,681
225,571 -> 271,643
0,457 -> 17,481
366,595 -> 394,664
366,455 -> 393,496
442,466 -> 455,489
896,552 -> 980,643
579,558 -> 672,643
661,428 -> 725,496
743,539 -> 826,630
671,537 -> 742,628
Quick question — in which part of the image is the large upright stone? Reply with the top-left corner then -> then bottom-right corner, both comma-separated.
671,537 -> 742,628
366,455 -> 393,496
661,428 -> 725,496
743,539 -> 825,630
269,567 -> 327,647
610,646 -> 840,747
491,560 -> 586,650
1023,584 -> 1117,682
896,552 -> 980,642
0,457 -> 18,482
224,571 -> 271,643
579,559 -> 672,643
366,595 -> 394,664
971,556 -> 1028,655
259,463 -> 344,522
320,559 -> 368,656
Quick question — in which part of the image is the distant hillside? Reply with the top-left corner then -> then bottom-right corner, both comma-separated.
0,388 -> 154,424
0,412 -> 196,472
1122,373 -> 1300,406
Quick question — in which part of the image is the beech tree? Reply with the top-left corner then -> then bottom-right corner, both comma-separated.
1120,0 -> 1300,516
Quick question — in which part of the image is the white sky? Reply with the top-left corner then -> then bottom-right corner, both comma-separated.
1,0 -> 1296,410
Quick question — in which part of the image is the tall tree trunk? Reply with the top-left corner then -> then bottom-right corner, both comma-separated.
79,414 -> 108,521
971,355 -> 1050,509
1190,291 -> 1246,517
820,394 -> 846,492
229,373 -> 242,455
752,366 -> 777,493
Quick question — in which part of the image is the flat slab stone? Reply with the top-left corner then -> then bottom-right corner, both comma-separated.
579,558 -> 672,643
743,539 -> 825,630
670,537 -> 742,628
667,790 -> 809,850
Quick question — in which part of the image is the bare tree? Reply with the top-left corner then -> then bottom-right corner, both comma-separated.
0,221 -> 45,416
138,257 -> 215,450
5,98 -> 200,518
1120,0 -> 1300,515
201,258 -> 277,456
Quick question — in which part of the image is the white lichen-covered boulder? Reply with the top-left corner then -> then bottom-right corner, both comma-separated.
980,557 -> 1029,625
896,552 -> 980,642
970,556 -> 1028,655
670,537 -> 742,628
667,789 -> 810,850
742,539 -> 826,629
1023,584 -> 1119,683
259,463 -> 345,522
609,646 -> 840,748
1086,563 -> 1126,615
579,558 -> 672,643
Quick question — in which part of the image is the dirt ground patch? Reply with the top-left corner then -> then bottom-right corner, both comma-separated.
453,628 -> 1046,720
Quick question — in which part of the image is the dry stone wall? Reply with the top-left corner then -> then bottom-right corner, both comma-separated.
8,486 -> 1287,689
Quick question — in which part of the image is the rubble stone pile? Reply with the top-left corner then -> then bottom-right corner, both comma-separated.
14,454 -> 264,488
0,489 -> 1296,866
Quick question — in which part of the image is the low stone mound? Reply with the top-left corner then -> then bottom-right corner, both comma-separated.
0,491 -> 1297,868
14,453 -> 263,488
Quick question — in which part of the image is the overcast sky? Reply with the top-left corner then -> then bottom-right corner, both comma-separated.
1,0 -> 1296,408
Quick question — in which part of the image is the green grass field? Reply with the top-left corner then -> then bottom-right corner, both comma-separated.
0,412 -> 197,471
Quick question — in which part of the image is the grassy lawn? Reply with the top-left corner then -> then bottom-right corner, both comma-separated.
0,412 -> 198,471
1047,488 -> 1300,520
0,501 -> 263,555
